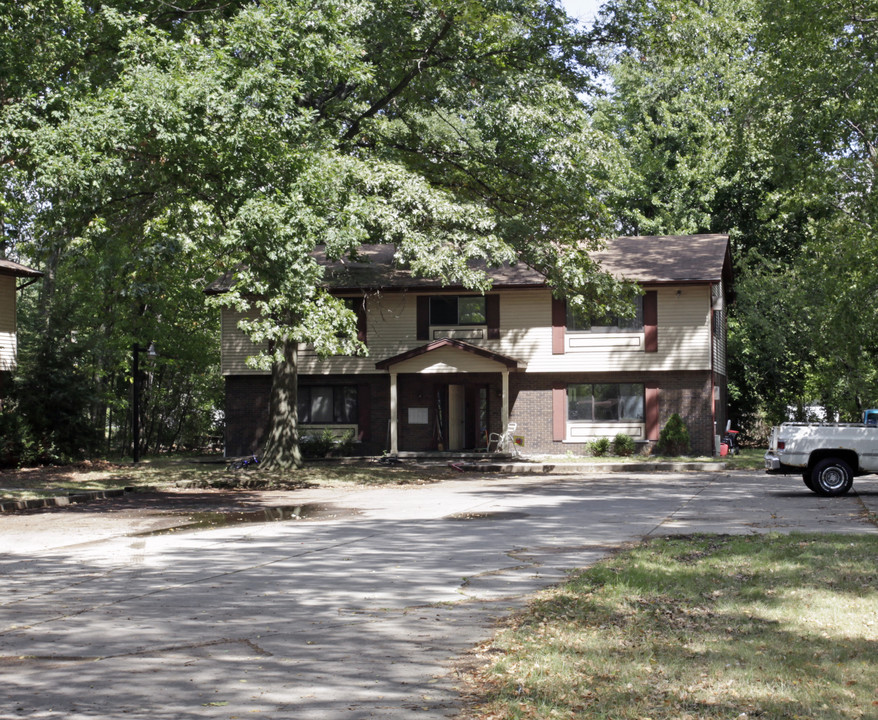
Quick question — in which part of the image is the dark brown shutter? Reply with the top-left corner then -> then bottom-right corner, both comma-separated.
644,290 -> 658,353
486,295 -> 500,340
357,383 -> 371,441
645,383 -> 660,441
355,298 -> 367,344
551,297 -> 566,354
552,385 -> 567,441
416,296 -> 429,341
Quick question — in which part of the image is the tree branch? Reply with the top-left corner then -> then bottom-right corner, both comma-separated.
341,19 -> 454,142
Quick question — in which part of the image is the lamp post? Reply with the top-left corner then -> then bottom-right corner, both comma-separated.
132,342 -> 157,463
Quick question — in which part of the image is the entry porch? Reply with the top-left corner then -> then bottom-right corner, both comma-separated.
375,338 -> 525,455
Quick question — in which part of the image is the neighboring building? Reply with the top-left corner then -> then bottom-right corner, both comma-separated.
210,235 -> 732,457
0,258 -> 43,401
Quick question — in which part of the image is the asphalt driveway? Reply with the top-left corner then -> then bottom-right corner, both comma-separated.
1,470 -> 876,719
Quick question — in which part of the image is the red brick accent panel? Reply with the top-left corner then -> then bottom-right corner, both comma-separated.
552,386 -> 566,441
551,297 -> 566,354
645,383 -> 660,441
644,290 -> 658,352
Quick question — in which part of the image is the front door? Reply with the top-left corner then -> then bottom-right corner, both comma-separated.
442,382 -> 490,451
448,384 -> 466,450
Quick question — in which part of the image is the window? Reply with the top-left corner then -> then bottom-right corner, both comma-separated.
567,383 -> 644,422
298,385 -> 358,424
430,296 -> 486,326
566,296 -> 643,333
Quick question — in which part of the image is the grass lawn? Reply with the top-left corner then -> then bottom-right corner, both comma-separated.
463,533 -> 878,720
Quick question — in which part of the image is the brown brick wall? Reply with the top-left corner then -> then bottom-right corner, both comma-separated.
656,372 -> 715,455
224,375 -> 271,457
508,371 -> 716,456
224,374 -> 390,457
225,370 -> 720,457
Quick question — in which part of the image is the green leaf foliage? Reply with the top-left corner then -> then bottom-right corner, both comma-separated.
5,0 -> 639,468
656,412 -> 691,456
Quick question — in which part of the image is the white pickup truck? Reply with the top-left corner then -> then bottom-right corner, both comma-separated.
765,419 -> 878,496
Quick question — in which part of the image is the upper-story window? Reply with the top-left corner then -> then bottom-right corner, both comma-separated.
566,296 -> 643,333
418,294 -> 499,341
430,296 -> 486,326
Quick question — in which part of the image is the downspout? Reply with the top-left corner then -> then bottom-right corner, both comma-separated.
710,282 -> 717,455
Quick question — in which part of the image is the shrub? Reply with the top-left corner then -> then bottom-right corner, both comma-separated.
589,437 -> 610,457
299,428 -> 338,459
0,402 -> 65,468
611,433 -> 636,456
656,413 -> 691,456
299,429 -> 356,459
333,430 -> 356,456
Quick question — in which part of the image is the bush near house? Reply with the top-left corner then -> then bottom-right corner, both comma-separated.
588,437 -> 611,457
656,413 -> 692,455
611,433 -> 636,456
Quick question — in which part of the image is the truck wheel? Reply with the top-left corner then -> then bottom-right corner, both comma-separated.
810,458 -> 854,496
802,473 -> 818,492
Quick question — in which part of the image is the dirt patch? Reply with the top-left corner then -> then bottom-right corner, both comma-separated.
0,461 -> 129,488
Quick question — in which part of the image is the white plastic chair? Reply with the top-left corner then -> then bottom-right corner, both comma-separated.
488,422 -> 519,456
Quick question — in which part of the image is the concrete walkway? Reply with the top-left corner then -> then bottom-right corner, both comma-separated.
1,470 -> 876,719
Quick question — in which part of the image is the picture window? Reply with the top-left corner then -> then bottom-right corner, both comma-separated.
298,385 -> 358,424
567,383 -> 644,422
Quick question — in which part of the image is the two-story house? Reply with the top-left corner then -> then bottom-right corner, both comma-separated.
212,234 -> 732,457
0,257 -> 43,400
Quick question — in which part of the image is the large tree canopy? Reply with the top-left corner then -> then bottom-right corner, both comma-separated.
9,0 -> 636,468
590,0 -> 878,432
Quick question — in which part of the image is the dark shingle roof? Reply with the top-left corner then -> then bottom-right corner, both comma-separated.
204,235 -> 730,294
319,245 -> 546,290
0,258 -> 43,279
592,234 -> 730,284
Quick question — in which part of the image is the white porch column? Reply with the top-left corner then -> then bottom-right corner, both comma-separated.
501,369 -> 509,430
390,372 -> 399,455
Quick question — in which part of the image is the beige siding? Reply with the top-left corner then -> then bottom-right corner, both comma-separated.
0,275 -> 16,372
222,294 -> 419,375
220,285 -> 713,376
389,346 -> 509,374
492,288 -> 549,362
299,293 -> 418,374
518,286 -> 712,372
221,309 -> 270,375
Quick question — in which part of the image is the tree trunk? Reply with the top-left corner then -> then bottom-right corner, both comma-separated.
260,337 -> 303,471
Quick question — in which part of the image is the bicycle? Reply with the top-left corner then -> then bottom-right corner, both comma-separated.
227,454 -> 260,471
